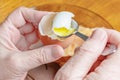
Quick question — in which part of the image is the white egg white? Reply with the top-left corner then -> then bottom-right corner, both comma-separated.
52,11 -> 74,29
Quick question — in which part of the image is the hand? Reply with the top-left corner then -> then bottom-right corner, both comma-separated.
0,7 -> 64,80
55,28 -> 120,80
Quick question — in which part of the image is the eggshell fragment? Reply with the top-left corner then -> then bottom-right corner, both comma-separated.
38,13 -> 58,39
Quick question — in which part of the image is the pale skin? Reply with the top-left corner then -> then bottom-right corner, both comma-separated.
0,7 -> 120,80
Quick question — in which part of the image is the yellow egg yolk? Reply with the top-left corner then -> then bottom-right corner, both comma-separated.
53,27 -> 75,37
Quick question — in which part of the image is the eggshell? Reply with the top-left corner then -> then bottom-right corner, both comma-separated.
38,13 -> 58,39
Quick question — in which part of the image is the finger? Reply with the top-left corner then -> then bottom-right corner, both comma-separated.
85,52 -> 120,80
19,45 -> 64,70
25,30 -> 39,45
2,7 -> 49,47
14,25 -> 37,45
85,55 -> 120,80
85,29 -> 120,80
104,29 -> 120,46
7,6 -> 49,28
89,60 -> 102,72
101,29 -> 120,55
28,63 -> 60,80
19,23 -> 35,35
54,29 -> 108,80
16,30 -> 39,51
16,35 -> 29,51
102,43 -> 117,55
89,55 -> 106,72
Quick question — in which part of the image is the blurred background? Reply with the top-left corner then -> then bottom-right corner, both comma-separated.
0,0 -> 120,31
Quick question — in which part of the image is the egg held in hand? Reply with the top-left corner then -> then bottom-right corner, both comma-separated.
38,11 -> 93,66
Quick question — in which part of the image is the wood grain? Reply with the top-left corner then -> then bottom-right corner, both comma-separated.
0,0 -> 120,30
36,4 -> 112,29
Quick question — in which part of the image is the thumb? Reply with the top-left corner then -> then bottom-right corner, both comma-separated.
54,29 -> 108,80
20,45 -> 64,70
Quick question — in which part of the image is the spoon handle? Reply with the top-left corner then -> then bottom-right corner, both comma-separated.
74,32 -> 88,41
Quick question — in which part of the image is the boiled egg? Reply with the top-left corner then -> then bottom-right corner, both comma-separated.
52,11 -> 75,37
38,11 -> 76,40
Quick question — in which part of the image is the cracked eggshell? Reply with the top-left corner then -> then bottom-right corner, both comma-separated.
38,13 -> 58,39
52,11 -> 76,37
38,12 -> 75,48
38,11 -> 76,40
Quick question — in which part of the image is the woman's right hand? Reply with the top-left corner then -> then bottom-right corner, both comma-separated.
55,28 -> 120,80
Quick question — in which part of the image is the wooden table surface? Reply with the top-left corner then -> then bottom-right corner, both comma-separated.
0,0 -> 120,31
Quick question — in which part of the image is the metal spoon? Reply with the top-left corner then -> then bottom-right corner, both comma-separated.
58,20 -> 88,41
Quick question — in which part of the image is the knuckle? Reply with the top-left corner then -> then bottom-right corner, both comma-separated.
75,46 -> 99,60
77,46 -> 96,55
35,48 -> 48,64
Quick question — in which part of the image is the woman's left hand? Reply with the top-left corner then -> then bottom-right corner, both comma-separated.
0,7 -> 64,80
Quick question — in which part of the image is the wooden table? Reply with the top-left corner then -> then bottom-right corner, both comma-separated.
0,0 -> 120,31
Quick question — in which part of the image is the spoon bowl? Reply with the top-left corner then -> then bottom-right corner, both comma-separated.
57,20 -> 88,41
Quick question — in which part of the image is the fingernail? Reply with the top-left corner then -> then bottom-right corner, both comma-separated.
90,29 -> 106,40
52,45 -> 64,58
